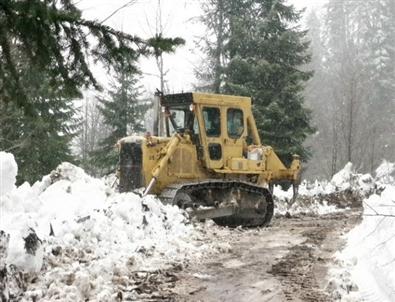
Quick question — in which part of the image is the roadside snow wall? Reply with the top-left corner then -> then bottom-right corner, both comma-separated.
0,152 -> 17,197
274,162 -> 372,216
328,160 -> 395,302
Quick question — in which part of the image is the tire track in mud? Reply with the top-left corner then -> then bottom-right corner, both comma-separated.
268,212 -> 361,302
172,210 -> 362,302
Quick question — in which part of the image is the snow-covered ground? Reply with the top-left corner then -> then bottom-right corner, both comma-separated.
327,160 -> 395,301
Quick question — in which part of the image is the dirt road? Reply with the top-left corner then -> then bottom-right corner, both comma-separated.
172,210 -> 361,302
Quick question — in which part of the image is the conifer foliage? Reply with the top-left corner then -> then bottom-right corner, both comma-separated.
91,64 -> 149,175
0,0 -> 143,115
0,65 -> 78,184
198,0 -> 314,165
0,0 -> 183,182
0,0 -> 143,182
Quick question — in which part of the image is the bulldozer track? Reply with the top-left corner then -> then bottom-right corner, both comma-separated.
159,180 -> 274,227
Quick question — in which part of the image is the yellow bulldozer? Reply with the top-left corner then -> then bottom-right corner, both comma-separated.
117,92 -> 301,227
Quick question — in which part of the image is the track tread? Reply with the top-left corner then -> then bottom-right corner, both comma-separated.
160,180 -> 274,227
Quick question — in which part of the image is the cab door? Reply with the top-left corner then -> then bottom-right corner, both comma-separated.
196,105 -> 224,169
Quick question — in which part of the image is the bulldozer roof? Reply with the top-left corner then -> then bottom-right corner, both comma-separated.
161,93 -> 252,109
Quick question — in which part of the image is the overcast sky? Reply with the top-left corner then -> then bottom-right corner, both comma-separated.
78,0 -> 327,95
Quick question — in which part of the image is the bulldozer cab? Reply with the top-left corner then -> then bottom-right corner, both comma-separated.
161,93 -> 260,171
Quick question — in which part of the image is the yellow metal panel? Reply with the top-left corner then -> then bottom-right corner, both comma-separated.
227,158 -> 248,171
168,146 -> 194,176
192,93 -> 251,107
247,159 -> 265,171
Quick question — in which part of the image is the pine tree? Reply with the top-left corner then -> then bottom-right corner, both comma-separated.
91,65 -> 148,175
0,65 -> 78,184
0,0 -> 184,182
0,0 -> 144,116
198,0 -> 314,165
195,0 -> 229,92
367,0 -> 395,168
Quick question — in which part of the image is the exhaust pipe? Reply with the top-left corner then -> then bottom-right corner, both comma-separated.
152,92 -> 161,136
142,177 -> 157,197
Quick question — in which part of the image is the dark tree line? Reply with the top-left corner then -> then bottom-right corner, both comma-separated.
0,0 -> 184,183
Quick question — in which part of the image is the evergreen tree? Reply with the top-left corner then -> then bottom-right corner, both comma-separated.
195,0 -> 229,92
198,0 -> 314,164
91,65 -> 148,175
0,0 -> 184,182
366,0 -> 395,168
0,0 -> 144,115
0,65 -> 78,184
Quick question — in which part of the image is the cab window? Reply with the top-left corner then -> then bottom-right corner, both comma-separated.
169,109 -> 185,134
203,107 -> 221,137
227,108 -> 244,138
193,116 -> 199,134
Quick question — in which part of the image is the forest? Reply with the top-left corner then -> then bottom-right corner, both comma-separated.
0,0 -> 394,183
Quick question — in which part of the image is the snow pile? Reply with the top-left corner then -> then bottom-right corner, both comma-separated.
0,153 -> 206,301
327,161 -> 395,302
274,185 -> 343,216
275,162 -> 371,216
275,193 -> 343,216
322,162 -> 374,196
0,152 -> 18,197
375,159 -> 395,184
331,162 -> 354,191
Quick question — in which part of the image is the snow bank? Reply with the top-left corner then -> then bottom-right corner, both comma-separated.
274,162 -> 372,216
328,161 -> 395,302
0,152 -> 18,197
331,162 -> 354,190
328,162 -> 374,195
274,185 -> 344,216
0,153 -> 206,300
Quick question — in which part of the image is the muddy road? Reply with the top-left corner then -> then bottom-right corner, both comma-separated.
172,210 -> 361,302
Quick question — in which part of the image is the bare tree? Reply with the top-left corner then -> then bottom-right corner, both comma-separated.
75,94 -> 109,175
303,0 -> 395,179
